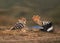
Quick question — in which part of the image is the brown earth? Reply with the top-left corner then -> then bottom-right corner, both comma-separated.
0,26 -> 60,43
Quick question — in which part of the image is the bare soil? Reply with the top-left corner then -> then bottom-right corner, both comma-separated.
0,26 -> 60,43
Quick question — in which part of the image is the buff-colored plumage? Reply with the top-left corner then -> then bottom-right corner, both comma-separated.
32,15 -> 43,26
18,17 -> 27,25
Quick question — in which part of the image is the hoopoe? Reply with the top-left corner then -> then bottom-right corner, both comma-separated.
10,17 -> 27,30
32,15 -> 53,32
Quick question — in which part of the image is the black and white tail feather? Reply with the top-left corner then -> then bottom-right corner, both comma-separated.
41,21 -> 53,32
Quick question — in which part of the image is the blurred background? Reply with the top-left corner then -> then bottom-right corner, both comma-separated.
0,0 -> 60,26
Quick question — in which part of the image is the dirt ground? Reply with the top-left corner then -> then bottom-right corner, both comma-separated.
0,26 -> 60,43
